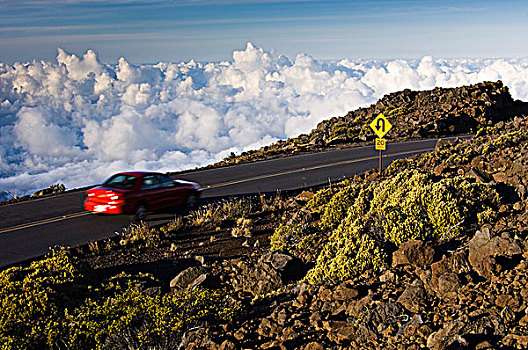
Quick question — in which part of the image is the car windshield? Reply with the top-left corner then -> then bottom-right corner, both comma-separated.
102,174 -> 138,190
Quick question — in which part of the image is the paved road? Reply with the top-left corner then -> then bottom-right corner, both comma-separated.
0,138 -> 446,267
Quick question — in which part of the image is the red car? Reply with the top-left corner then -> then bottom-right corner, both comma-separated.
84,171 -> 201,220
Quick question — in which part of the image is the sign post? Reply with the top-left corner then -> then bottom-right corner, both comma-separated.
370,114 -> 392,173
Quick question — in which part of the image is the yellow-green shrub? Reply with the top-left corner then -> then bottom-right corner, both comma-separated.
319,182 -> 368,230
0,249 -> 242,350
483,128 -> 528,155
304,170 -> 500,283
0,248 -> 83,349
371,171 -> 447,245
384,158 -> 418,176
385,105 -> 408,118
306,187 -> 339,214
270,224 -> 295,251
270,223 -> 322,258
65,283 -> 240,350
306,219 -> 387,283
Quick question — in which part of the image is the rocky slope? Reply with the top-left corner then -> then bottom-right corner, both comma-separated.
199,115 -> 528,349
214,80 -> 528,167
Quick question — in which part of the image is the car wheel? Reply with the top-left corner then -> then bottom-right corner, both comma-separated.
135,203 -> 147,221
186,193 -> 198,208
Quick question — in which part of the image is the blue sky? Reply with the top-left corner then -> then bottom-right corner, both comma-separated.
1,0 -> 528,64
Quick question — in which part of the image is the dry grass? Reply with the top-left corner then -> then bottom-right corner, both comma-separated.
187,198 -> 253,227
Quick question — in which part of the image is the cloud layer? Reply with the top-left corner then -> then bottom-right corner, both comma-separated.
1,43 -> 528,197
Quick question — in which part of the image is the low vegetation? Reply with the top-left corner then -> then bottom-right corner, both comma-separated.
269,169 -> 500,283
0,248 -> 241,349
186,197 -> 254,227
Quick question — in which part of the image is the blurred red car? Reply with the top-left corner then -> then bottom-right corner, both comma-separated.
84,171 -> 201,220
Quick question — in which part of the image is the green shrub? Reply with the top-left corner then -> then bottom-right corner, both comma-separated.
65,283 -> 240,349
272,193 -> 332,259
330,122 -> 348,139
358,122 -> 372,136
304,170 -> 500,283
385,105 -> 408,118
270,223 -> 316,253
306,187 -> 339,214
330,122 -> 358,140
0,249 -> 242,350
384,158 -> 418,176
270,181 -> 361,257
371,171 -> 465,245
0,248 -> 84,349
319,182 -> 367,230
306,219 -> 387,283
475,126 -> 498,137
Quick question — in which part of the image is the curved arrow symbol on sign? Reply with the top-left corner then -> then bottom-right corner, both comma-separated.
376,118 -> 385,132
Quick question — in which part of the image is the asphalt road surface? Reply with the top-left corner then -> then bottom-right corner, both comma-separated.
0,138 -> 448,267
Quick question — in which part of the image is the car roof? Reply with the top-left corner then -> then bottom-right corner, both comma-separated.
117,171 -> 164,177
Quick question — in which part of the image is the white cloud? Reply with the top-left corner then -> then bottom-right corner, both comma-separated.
1,44 -> 528,196
57,48 -> 104,81
14,106 -> 81,157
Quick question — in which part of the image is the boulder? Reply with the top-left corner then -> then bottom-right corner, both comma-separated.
492,172 -> 509,183
266,251 -> 308,283
397,279 -> 429,313
468,227 -> 522,278
303,342 -> 324,350
235,251 -> 308,297
379,270 -> 396,283
468,167 -> 490,184
352,301 -> 404,343
170,266 -> 205,290
336,326 -> 356,342
426,319 -> 467,350
392,239 -> 435,268
503,334 -> 528,348
333,283 -> 359,301
429,251 -> 469,300
309,136 -> 325,147
295,191 -> 315,203
435,272 -> 461,300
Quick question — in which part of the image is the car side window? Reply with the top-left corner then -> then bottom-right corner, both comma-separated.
158,174 -> 175,188
103,175 -> 138,190
141,175 -> 160,190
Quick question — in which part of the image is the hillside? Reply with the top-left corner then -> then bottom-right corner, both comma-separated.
215,80 -> 528,167
1,81 -> 528,349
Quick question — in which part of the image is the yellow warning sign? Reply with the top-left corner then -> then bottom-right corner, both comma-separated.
375,138 -> 386,151
370,113 -> 392,139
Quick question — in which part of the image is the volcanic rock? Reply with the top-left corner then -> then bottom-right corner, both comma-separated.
170,266 -> 206,290
397,279 -> 429,313
392,239 -> 435,268
468,227 -> 522,279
